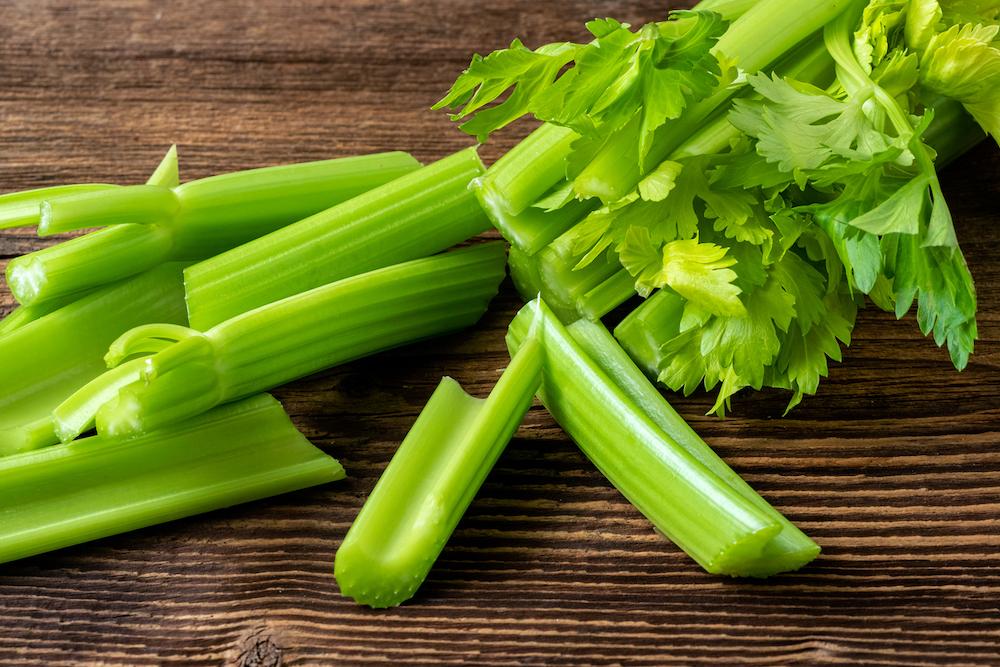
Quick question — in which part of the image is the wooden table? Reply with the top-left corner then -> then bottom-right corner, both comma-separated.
1,1 -> 998,664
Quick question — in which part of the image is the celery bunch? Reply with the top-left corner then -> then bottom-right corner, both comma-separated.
437,0 -> 997,414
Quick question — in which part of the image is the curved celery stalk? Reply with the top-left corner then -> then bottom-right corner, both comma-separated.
570,317 -> 819,576
0,394 -> 344,566
81,243 -> 506,439
0,263 -> 188,457
336,326 -> 542,608
7,151 -> 420,306
506,298 -> 790,576
184,147 -> 490,330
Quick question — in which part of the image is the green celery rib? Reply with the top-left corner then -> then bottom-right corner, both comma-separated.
87,243 -> 506,438
0,144 -> 177,232
184,147 -> 489,330
507,298 -> 794,575
0,184 -> 118,230
613,289 -> 684,379
336,329 -> 543,608
476,124 -> 578,217
571,316 -> 820,576
474,178 -> 597,256
0,263 -> 188,457
0,394 -> 344,566
8,152 -> 420,306
0,291 -> 89,337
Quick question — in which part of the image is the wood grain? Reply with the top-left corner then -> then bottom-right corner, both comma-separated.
1,1 -> 999,665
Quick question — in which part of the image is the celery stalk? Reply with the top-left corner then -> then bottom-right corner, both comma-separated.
0,185 -> 118,230
475,124 -> 577,217
570,317 -> 820,576
7,151 -> 420,306
0,292 -> 89,337
184,147 -> 489,330
0,394 -> 344,566
78,243 -> 506,439
0,263 -> 188,456
0,144 -> 177,232
336,326 -> 543,608
506,299 -> 797,575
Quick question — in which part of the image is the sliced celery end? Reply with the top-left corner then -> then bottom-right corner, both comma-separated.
184,146 -> 488,330
507,299 -> 795,575
0,394 -> 343,566
52,357 -> 149,443
336,333 -> 542,608
7,224 -> 176,307
570,317 -> 821,575
93,243 -> 507,439
0,418 -> 59,458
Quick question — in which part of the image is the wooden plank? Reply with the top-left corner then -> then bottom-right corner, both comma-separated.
1,1 -> 998,664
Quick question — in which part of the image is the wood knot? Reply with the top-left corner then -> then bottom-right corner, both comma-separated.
237,626 -> 282,667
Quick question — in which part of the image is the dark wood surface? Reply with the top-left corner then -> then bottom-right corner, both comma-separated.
1,1 -> 999,665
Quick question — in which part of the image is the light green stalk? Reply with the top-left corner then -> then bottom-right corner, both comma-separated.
184,147 -> 490,330
6,151 -> 420,306
68,243 -> 506,439
336,322 -> 543,608
571,314 -> 820,575
507,299 -> 818,576
0,263 -> 187,456
0,394 -> 344,566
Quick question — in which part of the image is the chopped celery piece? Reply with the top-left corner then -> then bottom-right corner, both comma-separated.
336,324 -> 543,608
184,147 -> 489,330
0,394 -> 344,565
613,289 -> 684,380
79,243 -> 506,439
0,263 -> 187,457
507,299 -> 819,576
7,151 -> 420,306
569,316 -> 820,576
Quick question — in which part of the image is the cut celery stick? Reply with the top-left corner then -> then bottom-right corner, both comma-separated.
0,394 -> 344,565
506,298 -> 787,575
79,243 -> 506,439
0,263 -> 188,457
184,146 -> 490,330
336,325 -> 543,608
8,151 -> 420,306
0,291 -> 88,337
569,317 -> 820,576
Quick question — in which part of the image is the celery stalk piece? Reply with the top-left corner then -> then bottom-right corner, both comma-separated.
0,144 -> 177,232
507,298 -> 795,576
0,185 -> 118,230
84,243 -> 506,439
336,325 -> 543,608
570,316 -> 820,576
473,178 -> 597,256
475,124 -> 577,217
184,147 -> 490,330
612,289 -> 683,379
0,394 -> 344,566
0,264 -> 188,456
7,152 -> 420,306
